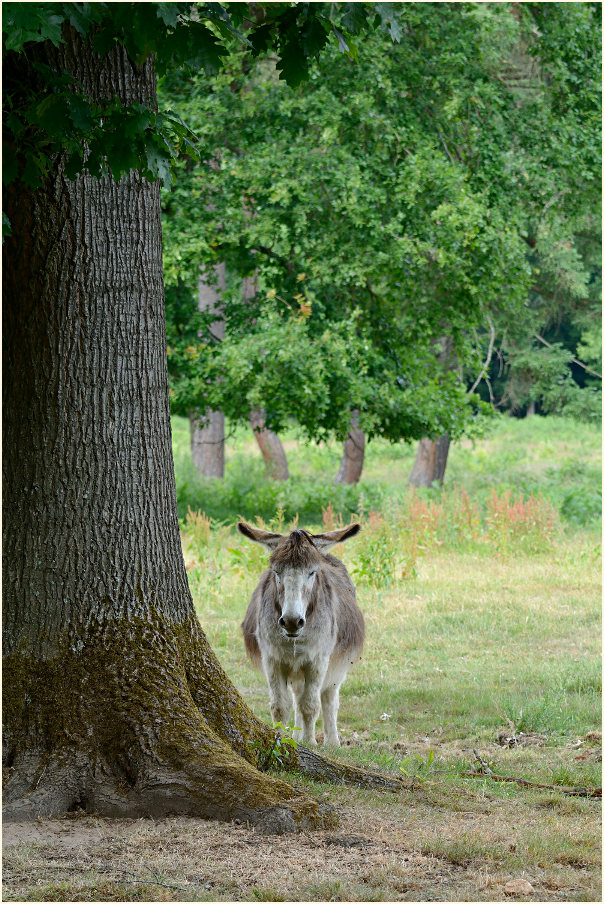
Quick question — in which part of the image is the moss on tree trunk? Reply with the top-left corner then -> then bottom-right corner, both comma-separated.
3,614 -> 339,832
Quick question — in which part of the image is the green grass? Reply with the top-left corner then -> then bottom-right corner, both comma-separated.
8,414 -> 597,903
172,413 -> 602,527
177,414 -> 601,803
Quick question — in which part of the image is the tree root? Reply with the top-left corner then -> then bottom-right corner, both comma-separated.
2,618 -> 340,832
2,614 -> 418,830
463,750 -> 602,798
287,744 -> 410,792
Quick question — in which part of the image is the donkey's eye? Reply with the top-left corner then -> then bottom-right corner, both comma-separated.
308,571 -> 316,578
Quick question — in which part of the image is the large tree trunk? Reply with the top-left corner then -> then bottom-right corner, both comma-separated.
190,263 -> 226,478
1,27 -> 332,831
334,411 -> 365,484
408,435 -> 451,488
249,409 -> 290,481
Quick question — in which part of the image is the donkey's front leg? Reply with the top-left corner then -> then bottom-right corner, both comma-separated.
320,681 -> 341,747
264,659 -> 292,728
297,661 -> 328,746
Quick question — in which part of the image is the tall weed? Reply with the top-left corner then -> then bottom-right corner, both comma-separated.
485,490 -> 560,552
183,508 -> 212,559
352,510 -> 408,588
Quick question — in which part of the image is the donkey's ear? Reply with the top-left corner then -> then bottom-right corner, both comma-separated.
311,523 -> 361,552
237,522 -> 283,551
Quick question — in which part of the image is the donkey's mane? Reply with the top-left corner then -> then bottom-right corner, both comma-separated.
270,529 -> 320,570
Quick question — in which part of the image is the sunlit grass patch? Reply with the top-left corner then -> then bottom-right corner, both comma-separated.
166,413 -> 602,902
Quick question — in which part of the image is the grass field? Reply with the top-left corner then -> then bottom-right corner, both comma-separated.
172,414 -> 602,528
3,414 -> 601,901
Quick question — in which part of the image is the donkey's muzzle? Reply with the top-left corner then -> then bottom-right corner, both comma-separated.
278,614 -> 305,637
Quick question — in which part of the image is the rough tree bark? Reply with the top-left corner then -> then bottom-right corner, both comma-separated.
1,28 -> 334,830
409,337 -> 455,488
242,272 -> 290,481
408,435 -> 451,488
249,408 -> 290,481
190,263 -> 226,479
334,411 -> 365,485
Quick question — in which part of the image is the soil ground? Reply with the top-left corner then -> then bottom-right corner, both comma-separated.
3,740 -> 601,903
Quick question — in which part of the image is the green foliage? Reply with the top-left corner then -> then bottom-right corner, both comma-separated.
3,2 -> 379,199
351,511 -> 404,589
161,2 -> 600,440
399,748 -> 435,778
168,307 -> 487,443
248,722 -> 298,772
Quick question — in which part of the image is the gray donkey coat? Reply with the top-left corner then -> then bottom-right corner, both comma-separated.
239,522 -> 364,747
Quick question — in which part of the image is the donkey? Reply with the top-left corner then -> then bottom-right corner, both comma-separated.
238,521 -> 364,747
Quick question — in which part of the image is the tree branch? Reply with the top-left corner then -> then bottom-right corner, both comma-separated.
534,333 -> 602,379
461,750 -> 602,798
254,245 -> 292,270
468,316 -> 497,395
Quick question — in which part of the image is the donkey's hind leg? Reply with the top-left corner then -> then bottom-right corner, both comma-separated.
321,663 -> 348,747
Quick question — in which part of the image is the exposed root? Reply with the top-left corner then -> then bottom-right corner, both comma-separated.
3,733 -> 338,830
3,613 -> 417,831
284,744 -> 410,792
463,750 -> 603,799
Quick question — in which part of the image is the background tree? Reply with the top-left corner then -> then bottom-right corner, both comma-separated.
190,262 -> 226,478
2,0 -> 399,827
161,1 -> 600,488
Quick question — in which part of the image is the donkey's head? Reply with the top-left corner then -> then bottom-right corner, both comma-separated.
237,522 -> 360,639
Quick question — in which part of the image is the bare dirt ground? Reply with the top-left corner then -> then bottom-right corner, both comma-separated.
2,767 -> 601,903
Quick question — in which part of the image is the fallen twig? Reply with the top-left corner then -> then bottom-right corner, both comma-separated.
461,750 -> 602,798
4,862 -> 188,892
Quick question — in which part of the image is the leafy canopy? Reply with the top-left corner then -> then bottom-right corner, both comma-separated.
161,1 -> 600,434
3,1 -> 396,201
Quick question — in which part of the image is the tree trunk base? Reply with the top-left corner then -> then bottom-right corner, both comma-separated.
408,435 -> 451,488
190,409 -> 225,479
2,615 -> 337,832
3,613 -> 410,830
334,412 -> 365,485
249,409 -> 289,481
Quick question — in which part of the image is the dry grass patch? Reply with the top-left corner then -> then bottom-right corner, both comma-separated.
3,780 -> 601,903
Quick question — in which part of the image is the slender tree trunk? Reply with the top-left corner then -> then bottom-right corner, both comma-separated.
526,400 -> 536,417
190,409 -> 225,477
242,271 -> 290,481
408,435 -> 451,488
409,337 -> 454,488
334,411 -> 365,484
1,27 -> 331,831
250,409 -> 290,481
190,263 -> 226,478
